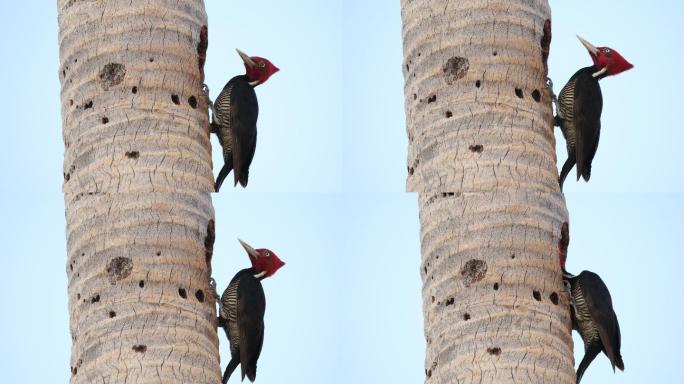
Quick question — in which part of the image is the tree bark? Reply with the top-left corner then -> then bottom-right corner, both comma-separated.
58,1 -> 219,382
401,0 -> 575,382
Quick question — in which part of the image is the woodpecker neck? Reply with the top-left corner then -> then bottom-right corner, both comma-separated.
235,74 -> 259,88
593,66 -> 608,80
250,267 -> 268,280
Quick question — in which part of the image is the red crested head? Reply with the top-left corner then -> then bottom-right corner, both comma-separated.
238,239 -> 285,279
577,36 -> 633,78
236,49 -> 279,86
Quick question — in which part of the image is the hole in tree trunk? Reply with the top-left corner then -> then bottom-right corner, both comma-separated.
132,345 -> 147,353
532,89 -> 541,102
533,290 -> 542,301
205,220 -> 215,273
541,19 -> 552,70
559,222 -> 569,268
550,292 -> 559,305
487,347 -> 502,356
188,96 -> 198,109
197,25 -> 208,76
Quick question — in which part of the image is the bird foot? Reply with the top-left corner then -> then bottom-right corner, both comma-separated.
208,277 -> 221,307
202,84 -> 219,133
546,77 -> 563,120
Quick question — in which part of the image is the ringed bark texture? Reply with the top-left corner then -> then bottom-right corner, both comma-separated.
402,0 -> 575,382
59,0 -> 219,383
419,192 -> 573,382
403,0 -> 558,193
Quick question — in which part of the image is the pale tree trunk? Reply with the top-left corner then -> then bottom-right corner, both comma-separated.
58,1 -> 219,383
402,0 -> 575,382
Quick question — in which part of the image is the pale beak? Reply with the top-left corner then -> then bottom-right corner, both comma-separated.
576,35 -> 598,55
236,48 -> 256,68
238,238 -> 259,258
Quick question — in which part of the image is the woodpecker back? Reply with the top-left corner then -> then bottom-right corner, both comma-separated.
564,270 -> 623,383
217,240 -> 284,383
213,76 -> 259,190
212,49 -> 278,191
556,67 -> 603,189
219,268 -> 266,383
553,36 -> 632,190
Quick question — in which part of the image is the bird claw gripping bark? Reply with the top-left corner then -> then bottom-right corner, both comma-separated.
209,277 -> 221,307
563,279 -> 577,313
202,83 -> 218,134
202,83 -> 213,109
547,77 -> 563,120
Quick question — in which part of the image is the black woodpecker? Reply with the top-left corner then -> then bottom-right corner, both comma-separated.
551,36 -> 633,190
563,269 -> 624,384
211,49 -> 279,191
218,239 -> 285,383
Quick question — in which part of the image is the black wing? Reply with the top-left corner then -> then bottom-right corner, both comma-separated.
573,72 -> 602,181
577,271 -> 623,371
237,274 -> 266,382
230,80 -> 259,187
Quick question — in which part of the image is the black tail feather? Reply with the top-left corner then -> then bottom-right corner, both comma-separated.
236,169 -> 249,188
215,163 -> 232,192
559,153 -> 576,192
613,353 -> 624,372
243,363 -> 256,382
576,346 -> 601,384
582,163 -> 591,182
222,357 -> 240,384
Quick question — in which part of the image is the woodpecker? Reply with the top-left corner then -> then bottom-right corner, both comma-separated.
218,239 -> 285,383
563,269 -> 624,384
211,49 -> 279,191
551,36 -> 633,190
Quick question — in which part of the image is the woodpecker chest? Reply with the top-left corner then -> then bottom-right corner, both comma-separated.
213,84 -> 235,156
570,284 -> 600,347
220,276 -> 241,352
558,78 -> 577,148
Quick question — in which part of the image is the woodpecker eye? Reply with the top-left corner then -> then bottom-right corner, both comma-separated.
264,251 -> 271,257
258,61 -> 266,68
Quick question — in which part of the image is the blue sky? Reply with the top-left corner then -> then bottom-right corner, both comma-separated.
1,0 -> 683,383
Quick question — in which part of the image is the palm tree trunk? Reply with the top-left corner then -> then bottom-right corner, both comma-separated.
58,1 -> 219,382
401,0 -> 575,382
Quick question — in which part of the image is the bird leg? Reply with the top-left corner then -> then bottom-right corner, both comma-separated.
202,84 -> 219,134
562,279 -> 577,314
209,277 -> 221,305
546,77 -> 564,121
558,152 -> 576,191
209,277 -> 225,328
